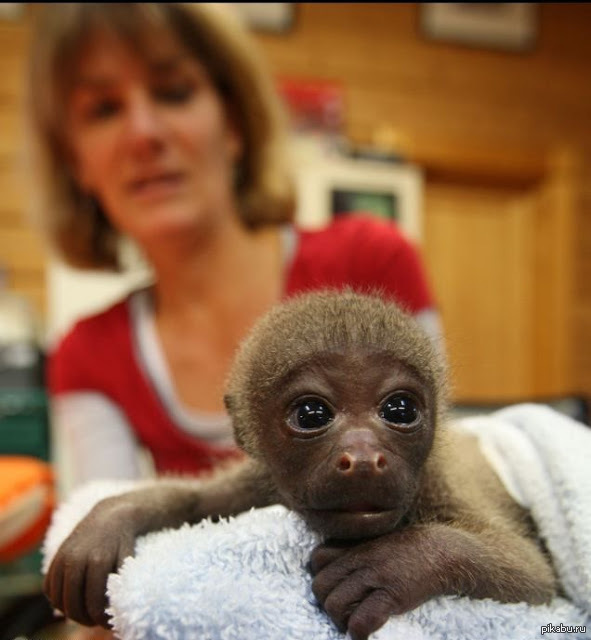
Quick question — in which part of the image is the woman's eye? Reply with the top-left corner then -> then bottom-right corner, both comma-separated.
379,393 -> 420,427
154,84 -> 195,103
87,99 -> 120,121
290,399 -> 334,431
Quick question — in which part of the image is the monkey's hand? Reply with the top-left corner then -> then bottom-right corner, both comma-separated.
44,492 -> 139,627
310,526 -> 448,640
44,459 -> 272,628
310,522 -> 555,640
43,482 -> 205,628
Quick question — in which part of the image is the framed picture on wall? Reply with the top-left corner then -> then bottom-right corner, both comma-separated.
0,3 -> 24,20
228,3 -> 295,33
420,3 -> 538,52
293,157 -> 424,243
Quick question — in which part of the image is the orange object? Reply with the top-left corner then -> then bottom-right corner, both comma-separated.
0,456 -> 55,562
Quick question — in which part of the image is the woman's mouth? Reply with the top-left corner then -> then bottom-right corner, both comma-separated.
128,172 -> 185,199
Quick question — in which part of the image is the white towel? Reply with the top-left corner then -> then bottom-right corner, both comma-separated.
42,404 -> 591,639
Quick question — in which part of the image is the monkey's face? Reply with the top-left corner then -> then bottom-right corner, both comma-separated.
257,350 -> 436,540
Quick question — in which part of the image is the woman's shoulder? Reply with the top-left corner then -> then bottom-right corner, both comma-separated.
289,215 -> 433,313
293,215 -> 418,267
49,290 -> 142,364
47,291 -> 143,393
296,214 -> 411,251
59,296 -> 131,345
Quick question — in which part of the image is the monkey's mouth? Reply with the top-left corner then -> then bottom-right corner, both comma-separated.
309,499 -> 393,514
303,504 -> 401,539
333,502 -> 384,513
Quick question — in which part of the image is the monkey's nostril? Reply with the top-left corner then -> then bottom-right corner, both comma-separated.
337,452 -> 386,474
338,453 -> 353,472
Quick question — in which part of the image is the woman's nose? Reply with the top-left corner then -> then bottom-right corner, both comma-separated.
122,91 -> 166,152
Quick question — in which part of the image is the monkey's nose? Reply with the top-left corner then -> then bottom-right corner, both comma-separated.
337,451 -> 387,475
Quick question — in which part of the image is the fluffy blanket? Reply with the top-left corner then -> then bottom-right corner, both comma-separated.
42,404 -> 591,639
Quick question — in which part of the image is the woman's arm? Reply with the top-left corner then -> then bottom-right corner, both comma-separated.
51,392 -> 147,497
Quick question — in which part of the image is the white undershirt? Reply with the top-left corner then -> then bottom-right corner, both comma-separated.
130,288 -> 234,442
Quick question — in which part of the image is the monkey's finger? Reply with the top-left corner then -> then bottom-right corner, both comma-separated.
347,590 -> 393,640
321,571 -> 374,632
115,533 -> 136,570
85,556 -> 117,627
62,562 -> 95,626
311,557 -> 359,607
309,543 -> 349,574
43,557 -> 65,615
86,535 -> 135,627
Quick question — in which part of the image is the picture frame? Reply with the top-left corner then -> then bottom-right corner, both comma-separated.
420,3 -> 538,52
229,3 -> 295,34
293,156 -> 424,244
0,3 -> 25,20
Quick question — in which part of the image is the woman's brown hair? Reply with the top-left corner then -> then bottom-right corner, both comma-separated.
26,3 -> 294,270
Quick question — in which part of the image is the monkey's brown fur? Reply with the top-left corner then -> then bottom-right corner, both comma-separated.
44,291 -> 556,639
224,290 -> 555,605
226,289 -> 447,457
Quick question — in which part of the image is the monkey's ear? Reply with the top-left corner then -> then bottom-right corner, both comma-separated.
223,394 -> 249,452
223,394 -> 235,415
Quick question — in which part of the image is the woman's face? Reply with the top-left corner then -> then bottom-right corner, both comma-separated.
66,29 -> 243,244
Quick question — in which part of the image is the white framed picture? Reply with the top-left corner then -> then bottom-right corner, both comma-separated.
228,3 -> 294,33
294,156 -> 424,244
0,3 -> 24,20
420,3 -> 538,52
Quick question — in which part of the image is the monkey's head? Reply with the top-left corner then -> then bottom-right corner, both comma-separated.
225,290 -> 447,540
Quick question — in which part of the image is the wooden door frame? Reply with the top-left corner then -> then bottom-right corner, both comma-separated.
407,138 -> 578,400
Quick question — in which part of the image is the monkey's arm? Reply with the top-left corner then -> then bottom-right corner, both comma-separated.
310,432 -> 556,640
44,457 -> 275,628
310,521 -> 555,640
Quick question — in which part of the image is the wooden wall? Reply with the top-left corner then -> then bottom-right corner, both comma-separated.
253,3 -> 591,398
0,10 -> 45,315
1,4 -> 590,396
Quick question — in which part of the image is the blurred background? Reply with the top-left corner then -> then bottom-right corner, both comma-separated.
0,2 -> 590,636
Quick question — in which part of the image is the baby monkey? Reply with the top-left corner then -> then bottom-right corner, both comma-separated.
44,291 -> 556,639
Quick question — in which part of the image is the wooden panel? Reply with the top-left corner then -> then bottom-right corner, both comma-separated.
423,182 -> 536,401
574,305 -> 591,393
0,153 -> 28,219
529,152 -> 577,396
7,275 -> 46,319
0,228 -> 46,271
422,148 -> 577,401
0,11 -> 44,318
0,110 -> 27,156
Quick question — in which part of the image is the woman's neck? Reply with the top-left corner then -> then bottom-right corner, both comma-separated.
146,218 -> 285,325
139,217 -> 288,414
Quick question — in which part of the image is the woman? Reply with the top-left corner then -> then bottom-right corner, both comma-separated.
27,3 -> 441,492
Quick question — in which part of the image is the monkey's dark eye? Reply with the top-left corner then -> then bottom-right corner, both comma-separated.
379,393 -> 420,427
289,398 -> 334,431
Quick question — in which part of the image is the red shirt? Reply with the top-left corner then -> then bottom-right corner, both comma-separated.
49,216 -> 434,476
284,216 -> 432,312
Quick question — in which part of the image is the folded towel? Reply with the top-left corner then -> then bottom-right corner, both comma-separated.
42,404 -> 591,639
